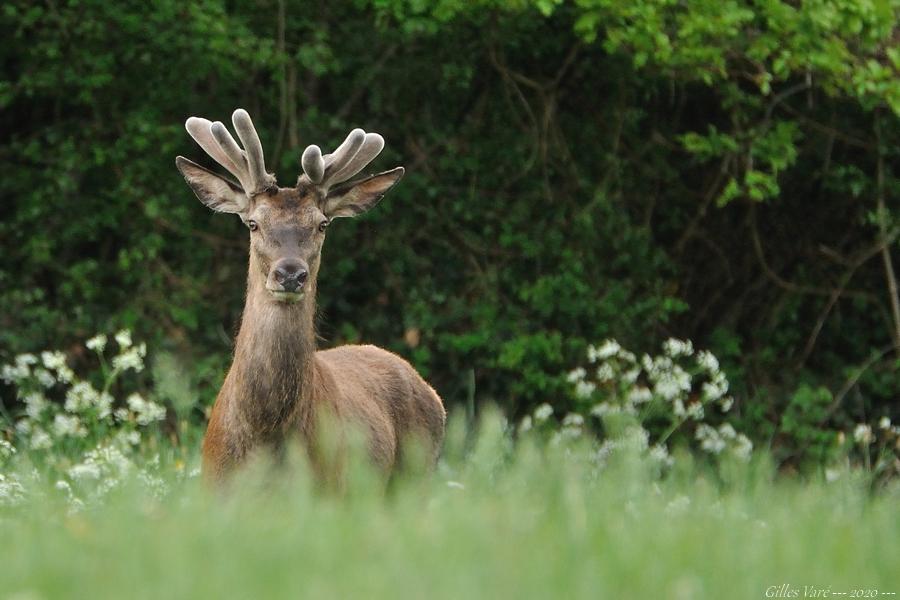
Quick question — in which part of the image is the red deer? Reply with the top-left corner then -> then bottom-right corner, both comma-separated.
175,109 -> 445,483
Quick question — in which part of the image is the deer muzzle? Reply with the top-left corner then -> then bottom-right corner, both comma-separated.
267,258 -> 309,302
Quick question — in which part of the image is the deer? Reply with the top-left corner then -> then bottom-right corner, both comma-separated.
175,108 -> 446,483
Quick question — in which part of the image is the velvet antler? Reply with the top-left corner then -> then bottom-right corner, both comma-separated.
184,109 -> 276,204
299,129 -> 386,192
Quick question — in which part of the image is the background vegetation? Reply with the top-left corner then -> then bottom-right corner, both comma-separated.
1,3 -> 899,597
2,0 -> 899,471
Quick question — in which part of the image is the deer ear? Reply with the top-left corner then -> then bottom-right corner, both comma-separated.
176,156 -> 248,215
322,167 -> 404,219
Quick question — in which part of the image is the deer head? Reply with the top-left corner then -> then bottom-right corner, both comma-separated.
175,109 -> 404,303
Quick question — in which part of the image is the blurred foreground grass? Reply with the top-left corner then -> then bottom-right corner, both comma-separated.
1,412 -> 898,600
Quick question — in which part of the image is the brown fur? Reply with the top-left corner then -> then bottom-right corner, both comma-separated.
199,187 -> 446,483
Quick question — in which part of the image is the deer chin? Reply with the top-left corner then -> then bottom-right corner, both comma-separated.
268,290 -> 306,303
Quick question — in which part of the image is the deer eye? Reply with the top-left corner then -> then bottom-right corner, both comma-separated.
247,220 -> 258,232
318,219 -> 329,233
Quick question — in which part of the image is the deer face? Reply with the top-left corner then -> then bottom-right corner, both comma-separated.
246,187 -> 327,303
175,109 -> 403,305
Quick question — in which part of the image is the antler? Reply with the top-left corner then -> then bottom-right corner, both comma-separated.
300,128 -> 386,191
184,109 -> 276,197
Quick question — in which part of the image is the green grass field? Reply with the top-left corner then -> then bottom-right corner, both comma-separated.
1,414 -> 898,600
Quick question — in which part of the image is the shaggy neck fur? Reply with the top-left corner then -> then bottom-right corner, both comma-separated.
227,251 -> 319,442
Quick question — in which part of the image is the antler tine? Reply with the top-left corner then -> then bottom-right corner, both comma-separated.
324,132 -> 385,187
232,109 -> 272,193
322,129 -> 366,176
301,145 -> 325,184
298,128 -> 389,192
185,117 -> 246,184
210,121 -> 252,190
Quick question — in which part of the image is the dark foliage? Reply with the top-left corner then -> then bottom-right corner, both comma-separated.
1,0 -> 897,466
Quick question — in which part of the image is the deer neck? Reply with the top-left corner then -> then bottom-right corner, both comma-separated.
227,253 -> 318,439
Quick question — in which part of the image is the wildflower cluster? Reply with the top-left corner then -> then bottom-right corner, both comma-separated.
0,331 -> 172,508
529,338 -> 754,469
825,416 -> 900,486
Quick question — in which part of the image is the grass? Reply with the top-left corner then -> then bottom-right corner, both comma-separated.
1,413 -> 898,600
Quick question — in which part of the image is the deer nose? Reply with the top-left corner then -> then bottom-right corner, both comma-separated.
273,261 -> 308,293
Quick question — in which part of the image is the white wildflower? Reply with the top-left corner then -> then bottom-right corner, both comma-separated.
652,364 -> 691,401
29,428 -> 52,450
518,415 -> 533,434
686,402 -> 704,419
824,468 -> 841,483
696,424 -> 726,454
2,354 -> 39,383
622,367 -> 640,384
879,416 -> 891,430
112,351 -> 139,372
627,386 -> 653,405
86,334 -> 108,353
137,470 -> 170,500
589,339 -> 620,362
65,381 -> 99,413
696,350 -> 719,373
126,393 -> 166,425
663,338 -> 694,358
590,402 -> 619,417
613,425 -> 649,452
22,392 -> 48,420
719,396 -> 734,412
41,350 -> 66,371
595,363 -> 615,382
15,420 -> 31,436
558,425 -> 582,441
718,423 -> 736,439
57,365 -> 75,383
64,382 -> 112,419
53,414 -> 86,438
593,439 -> 617,465
673,398 -> 686,418
648,444 -> 673,467
732,434 -> 753,461
115,430 -> 141,446
71,445 -> 133,489
91,445 -> 133,475
0,363 -> 29,383
34,368 -> 56,388
562,413 -> 584,428
566,367 -> 586,383
0,473 -> 26,507
702,372 -> 729,401
853,424 -> 873,445
16,353 -> 38,367
574,380 -> 596,399
533,403 -> 553,423
0,438 -> 15,460
112,343 -> 146,372
114,408 -> 129,422
68,462 -> 102,481
114,329 -> 132,348
95,392 -> 113,419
